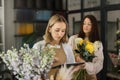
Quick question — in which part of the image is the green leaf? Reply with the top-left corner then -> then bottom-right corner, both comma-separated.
74,49 -> 80,53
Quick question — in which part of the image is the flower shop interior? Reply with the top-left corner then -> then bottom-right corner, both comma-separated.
0,0 -> 120,80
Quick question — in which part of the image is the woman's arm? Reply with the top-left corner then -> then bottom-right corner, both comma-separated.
32,40 -> 45,49
63,43 -> 75,63
85,43 -> 104,74
68,35 -> 78,49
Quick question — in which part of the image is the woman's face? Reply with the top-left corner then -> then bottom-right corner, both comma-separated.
49,22 -> 66,43
83,18 -> 92,35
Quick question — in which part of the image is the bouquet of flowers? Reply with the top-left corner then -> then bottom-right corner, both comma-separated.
0,44 -> 56,80
75,38 -> 96,62
74,38 -> 100,80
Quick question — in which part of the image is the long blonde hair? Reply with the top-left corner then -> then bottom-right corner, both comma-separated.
43,14 -> 68,43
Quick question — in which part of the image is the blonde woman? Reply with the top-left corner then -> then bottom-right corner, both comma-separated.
33,14 -> 75,79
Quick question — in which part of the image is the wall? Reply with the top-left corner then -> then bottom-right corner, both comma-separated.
4,0 -> 66,50
4,0 -> 15,50
68,13 -> 81,36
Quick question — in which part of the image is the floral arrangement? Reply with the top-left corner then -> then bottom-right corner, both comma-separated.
74,38 -> 101,80
0,44 -> 56,80
74,38 -> 98,62
115,30 -> 120,72
116,30 -> 120,46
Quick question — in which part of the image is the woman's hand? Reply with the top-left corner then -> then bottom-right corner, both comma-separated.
72,63 -> 86,72
73,54 -> 86,72
53,57 -> 59,63
75,54 -> 85,62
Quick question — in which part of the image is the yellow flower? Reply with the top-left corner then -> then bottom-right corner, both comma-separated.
85,40 -> 90,44
79,39 -> 84,45
85,43 -> 94,54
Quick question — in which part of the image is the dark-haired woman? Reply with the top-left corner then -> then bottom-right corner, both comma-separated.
68,15 -> 104,80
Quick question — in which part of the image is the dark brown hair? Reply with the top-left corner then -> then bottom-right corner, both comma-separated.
78,15 -> 100,42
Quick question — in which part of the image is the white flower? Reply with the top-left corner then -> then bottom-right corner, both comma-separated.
74,38 -> 83,49
75,38 -> 83,44
93,41 -> 101,52
0,44 -> 56,80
